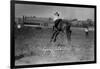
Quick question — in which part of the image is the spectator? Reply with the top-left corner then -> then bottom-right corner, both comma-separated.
84,26 -> 89,36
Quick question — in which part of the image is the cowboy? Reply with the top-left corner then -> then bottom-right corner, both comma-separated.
53,12 -> 62,31
53,12 -> 60,21
84,26 -> 89,36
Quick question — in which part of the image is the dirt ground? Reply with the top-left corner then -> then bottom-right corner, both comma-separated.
15,27 -> 94,66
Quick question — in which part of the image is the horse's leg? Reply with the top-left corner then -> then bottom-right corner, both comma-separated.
68,32 -> 71,41
69,30 -> 72,41
53,31 -> 60,42
53,26 -> 55,31
66,30 -> 72,45
65,29 -> 69,40
66,31 -> 68,40
50,30 -> 58,42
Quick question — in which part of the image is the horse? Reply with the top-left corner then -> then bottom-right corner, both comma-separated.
50,19 -> 72,42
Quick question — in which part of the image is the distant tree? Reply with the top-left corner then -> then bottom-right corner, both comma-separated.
33,16 -> 36,18
71,19 -> 78,21
49,17 -> 53,21
81,21 -> 88,28
87,19 -> 93,26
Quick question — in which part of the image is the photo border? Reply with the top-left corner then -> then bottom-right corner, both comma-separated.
10,0 -> 97,69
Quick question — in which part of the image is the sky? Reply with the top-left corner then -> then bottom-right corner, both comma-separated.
15,4 -> 94,20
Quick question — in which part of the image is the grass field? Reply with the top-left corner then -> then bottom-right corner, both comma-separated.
14,26 -> 94,65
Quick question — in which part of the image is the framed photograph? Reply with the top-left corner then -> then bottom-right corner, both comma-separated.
11,0 -> 96,69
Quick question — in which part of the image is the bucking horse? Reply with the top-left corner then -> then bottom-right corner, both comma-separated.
50,19 -> 72,42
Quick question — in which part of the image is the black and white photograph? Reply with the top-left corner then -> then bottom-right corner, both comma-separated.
12,1 -> 96,68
